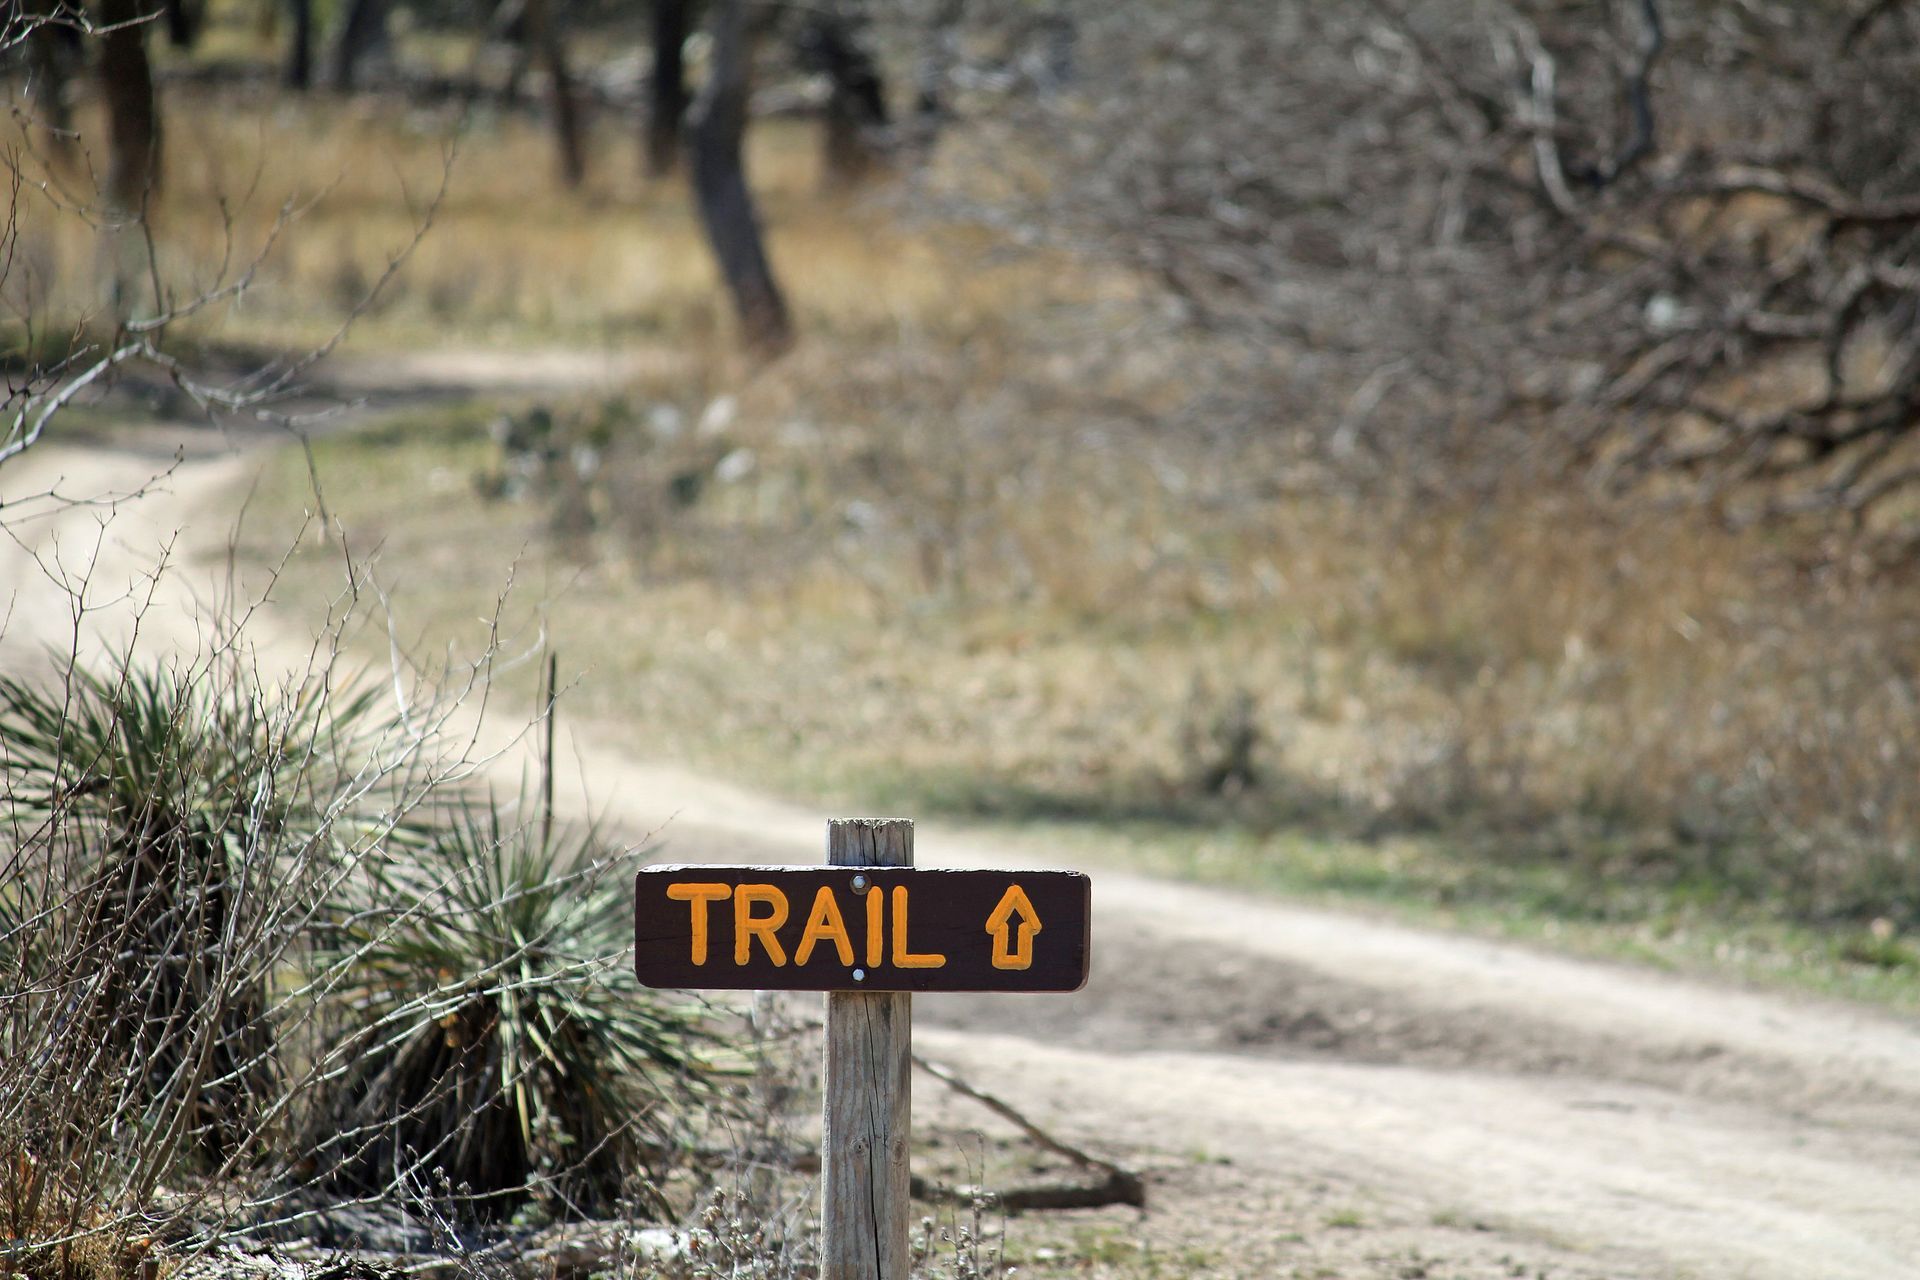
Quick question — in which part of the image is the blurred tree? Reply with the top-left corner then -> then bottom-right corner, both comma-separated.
328,0 -> 388,89
95,0 -> 160,214
799,4 -> 888,185
523,0 -> 585,187
160,0 -> 197,46
19,0 -> 78,153
494,0 -> 533,98
644,0 -> 690,176
911,0 -> 964,123
688,0 -> 791,354
283,0 -> 312,88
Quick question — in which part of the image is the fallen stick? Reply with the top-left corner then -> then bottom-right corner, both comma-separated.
908,1168 -> 1145,1213
750,1148 -> 1141,1213
911,1053 -> 1146,1210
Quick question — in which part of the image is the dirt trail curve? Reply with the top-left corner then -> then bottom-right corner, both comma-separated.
4,378 -> 1918,1280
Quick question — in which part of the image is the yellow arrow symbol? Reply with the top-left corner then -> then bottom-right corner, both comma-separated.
985,884 -> 1043,969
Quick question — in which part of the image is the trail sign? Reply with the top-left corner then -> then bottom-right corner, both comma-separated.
635,820 -> 1091,1280
633,864 -> 1091,993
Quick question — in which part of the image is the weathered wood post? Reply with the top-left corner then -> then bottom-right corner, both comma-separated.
822,818 -> 913,1279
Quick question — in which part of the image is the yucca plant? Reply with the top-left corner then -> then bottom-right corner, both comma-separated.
0,657 -> 388,1172
304,801 -> 716,1220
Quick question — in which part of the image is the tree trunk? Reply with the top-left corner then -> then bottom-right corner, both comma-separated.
644,0 -> 689,177
484,0 -> 531,100
523,0 -> 585,188
22,0 -> 76,153
96,0 -> 161,216
284,0 -> 313,89
162,0 -> 198,47
804,12 -> 888,186
328,0 -> 389,91
914,0 -> 964,125
688,0 -> 792,356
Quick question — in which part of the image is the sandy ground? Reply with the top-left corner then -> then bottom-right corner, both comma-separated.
4,376 -> 1919,1280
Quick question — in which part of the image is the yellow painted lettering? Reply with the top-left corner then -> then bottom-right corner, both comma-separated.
794,886 -> 854,966
890,886 -> 947,969
865,881 -> 885,967
734,884 -> 790,966
666,882 -> 732,965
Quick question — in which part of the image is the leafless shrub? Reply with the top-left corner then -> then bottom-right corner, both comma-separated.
1179,677 -> 1264,800
0,629 -> 435,1278
0,659 -> 387,1175
941,1 -> 1920,550
616,994 -> 816,1280
0,569 -> 723,1280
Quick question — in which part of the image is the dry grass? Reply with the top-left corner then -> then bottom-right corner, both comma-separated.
60,80 -> 1890,984
250,375 -> 1920,943
1,85 -> 1072,352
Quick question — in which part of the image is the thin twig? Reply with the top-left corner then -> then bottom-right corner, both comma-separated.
912,1052 -> 1146,1207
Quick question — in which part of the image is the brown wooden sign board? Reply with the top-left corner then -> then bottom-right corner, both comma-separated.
634,864 -> 1091,993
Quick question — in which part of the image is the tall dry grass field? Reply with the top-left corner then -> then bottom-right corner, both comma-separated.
38,78 -> 1906,960
1,86 -> 1048,351
260,365 -> 1920,944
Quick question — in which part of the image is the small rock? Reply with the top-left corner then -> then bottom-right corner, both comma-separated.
647,404 -> 685,441
698,395 -> 738,438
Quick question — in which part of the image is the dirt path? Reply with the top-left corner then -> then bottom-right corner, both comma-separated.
5,381 -> 1918,1280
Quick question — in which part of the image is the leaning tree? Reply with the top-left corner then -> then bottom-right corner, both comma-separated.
687,0 -> 793,355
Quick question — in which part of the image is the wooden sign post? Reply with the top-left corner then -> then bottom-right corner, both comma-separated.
824,819 -> 913,1280
634,818 -> 1092,1280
